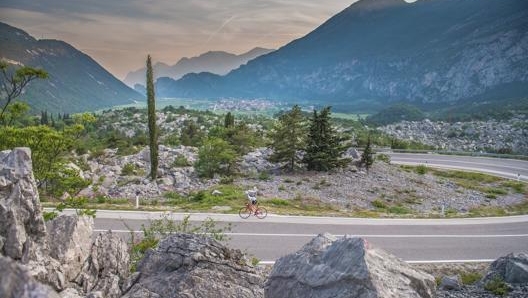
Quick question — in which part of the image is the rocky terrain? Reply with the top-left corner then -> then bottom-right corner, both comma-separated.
379,116 -> 528,155
1,147 -> 528,297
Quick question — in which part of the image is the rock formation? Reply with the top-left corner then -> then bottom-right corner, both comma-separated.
265,233 -> 436,298
481,253 -> 528,285
123,233 -> 265,298
0,256 -> 60,298
0,148 -> 48,263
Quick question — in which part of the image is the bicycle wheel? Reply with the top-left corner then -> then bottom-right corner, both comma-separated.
239,207 -> 251,219
254,207 -> 267,219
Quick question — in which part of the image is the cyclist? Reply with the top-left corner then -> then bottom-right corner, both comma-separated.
245,187 -> 258,213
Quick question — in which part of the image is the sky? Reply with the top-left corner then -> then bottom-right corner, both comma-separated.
0,0 -> 359,80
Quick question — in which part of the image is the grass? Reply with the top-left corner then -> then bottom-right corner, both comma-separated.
484,276 -> 509,296
461,272 -> 482,285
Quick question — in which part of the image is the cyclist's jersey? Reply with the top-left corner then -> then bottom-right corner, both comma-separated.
246,190 -> 257,204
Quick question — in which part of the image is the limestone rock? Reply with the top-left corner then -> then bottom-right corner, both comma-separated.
123,233 -> 265,298
439,275 -> 462,291
482,252 -> 528,284
47,214 -> 94,282
75,231 -> 130,298
0,255 -> 60,298
265,233 -> 436,298
0,148 -> 48,263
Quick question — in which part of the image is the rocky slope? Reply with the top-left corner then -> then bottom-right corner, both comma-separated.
1,147 -> 527,298
124,47 -> 274,88
379,116 -> 528,154
0,22 -> 143,113
157,0 -> 528,114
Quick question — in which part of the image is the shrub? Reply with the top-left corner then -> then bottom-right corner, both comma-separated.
267,198 -> 290,206
125,214 -> 232,272
376,154 -> 391,164
388,205 -> 412,214
416,164 -> 428,175
461,272 -> 482,285
372,199 -> 387,209
121,163 -> 138,176
258,171 -> 271,181
484,276 -> 509,296
172,155 -> 191,167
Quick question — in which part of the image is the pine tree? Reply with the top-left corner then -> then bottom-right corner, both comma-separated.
361,133 -> 374,172
303,106 -> 348,171
146,55 -> 158,180
268,105 -> 306,171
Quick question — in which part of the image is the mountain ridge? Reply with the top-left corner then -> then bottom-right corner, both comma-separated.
123,47 -> 274,87
0,22 -> 144,113
156,0 -> 528,114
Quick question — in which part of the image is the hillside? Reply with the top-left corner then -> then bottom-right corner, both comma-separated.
0,22 -> 143,113
157,0 -> 528,114
123,47 -> 274,88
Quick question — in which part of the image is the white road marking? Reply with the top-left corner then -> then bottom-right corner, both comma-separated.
94,229 -> 528,238
258,259 -> 495,265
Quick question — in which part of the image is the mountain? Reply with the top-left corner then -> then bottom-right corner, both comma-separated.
0,22 -> 143,113
123,47 -> 274,87
157,0 -> 528,114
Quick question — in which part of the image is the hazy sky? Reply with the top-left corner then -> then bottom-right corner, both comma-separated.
0,0 -> 358,79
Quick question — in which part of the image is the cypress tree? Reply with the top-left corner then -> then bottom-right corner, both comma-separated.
146,55 -> 158,180
224,112 -> 234,128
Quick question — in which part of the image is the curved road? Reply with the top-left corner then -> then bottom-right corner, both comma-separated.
88,154 -> 528,263
93,211 -> 528,263
387,153 -> 528,182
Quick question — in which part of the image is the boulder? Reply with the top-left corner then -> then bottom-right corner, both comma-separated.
0,255 -> 60,298
439,275 -> 462,291
46,215 -> 94,282
123,233 -> 265,298
75,231 -> 130,298
481,252 -> 528,284
0,148 -> 48,263
265,233 -> 435,298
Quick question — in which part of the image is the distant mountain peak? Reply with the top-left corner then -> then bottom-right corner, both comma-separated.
123,47 -> 274,87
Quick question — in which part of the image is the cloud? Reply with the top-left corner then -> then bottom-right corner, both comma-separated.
0,0 -> 356,78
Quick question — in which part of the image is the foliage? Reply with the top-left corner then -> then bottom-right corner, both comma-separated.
0,125 -> 83,194
303,106 -> 349,171
268,105 -> 306,170
484,276 -> 509,296
126,214 -> 232,272
376,153 -> 391,163
210,123 -> 260,155
121,163 -> 144,176
372,199 -> 387,209
224,111 -> 235,128
195,137 -> 237,178
416,164 -> 428,175
179,119 -> 204,146
172,155 -> 191,167
360,133 -> 374,171
45,197 -> 97,221
366,103 -> 425,126
146,55 -> 158,180
0,60 -> 48,125
47,165 -> 91,198
460,272 -> 482,285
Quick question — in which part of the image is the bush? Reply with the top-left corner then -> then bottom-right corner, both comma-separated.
258,171 -> 271,181
484,276 -> 509,296
125,214 -> 232,272
372,199 -> 387,209
267,198 -> 290,206
121,163 -> 139,176
172,155 -> 191,167
416,164 -> 428,175
461,272 -> 482,285
376,154 -> 391,164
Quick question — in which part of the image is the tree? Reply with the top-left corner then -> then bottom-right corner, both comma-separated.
268,105 -> 306,171
360,133 -> 374,172
224,112 -> 235,128
303,106 -> 349,171
194,137 -> 237,178
180,119 -> 204,146
146,55 -> 158,180
0,60 -> 47,125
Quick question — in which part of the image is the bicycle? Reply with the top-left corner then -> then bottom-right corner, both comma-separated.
239,202 -> 267,219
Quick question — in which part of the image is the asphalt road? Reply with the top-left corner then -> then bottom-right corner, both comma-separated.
92,211 -> 528,263
387,153 -> 528,182
83,153 -> 528,263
